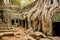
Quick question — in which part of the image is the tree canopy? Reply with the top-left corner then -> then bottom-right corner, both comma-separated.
11,0 -> 21,6
21,0 -> 35,7
11,0 -> 35,7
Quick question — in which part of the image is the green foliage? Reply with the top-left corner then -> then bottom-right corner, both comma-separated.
11,0 -> 35,7
11,0 -> 21,6
21,0 -> 35,7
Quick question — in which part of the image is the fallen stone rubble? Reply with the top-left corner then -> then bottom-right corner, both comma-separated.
20,28 -> 53,40
23,28 -> 60,40
0,27 -> 60,40
23,31 -> 53,40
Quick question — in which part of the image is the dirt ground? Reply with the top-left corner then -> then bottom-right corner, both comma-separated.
0,27 -> 60,40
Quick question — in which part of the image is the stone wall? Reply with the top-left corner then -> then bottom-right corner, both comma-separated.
53,11 -> 60,22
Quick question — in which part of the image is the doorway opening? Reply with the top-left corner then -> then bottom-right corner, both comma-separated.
52,22 -> 60,36
0,11 -> 3,22
11,19 -> 14,25
19,20 -> 25,27
23,20 -> 25,28
16,20 -> 18,23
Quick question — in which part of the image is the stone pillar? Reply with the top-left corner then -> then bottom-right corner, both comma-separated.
7,12 -> 11,29
28,20 -> 31,29
33,20 -> 35,31
25,18 -> 28,29
15,19 -> 18,27
21,20 -> 23,27
15,19 -> 17,27
18,19 -> 20,27
25,19 -> 28,29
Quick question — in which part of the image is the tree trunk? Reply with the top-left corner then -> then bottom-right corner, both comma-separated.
27,0 -> 59,36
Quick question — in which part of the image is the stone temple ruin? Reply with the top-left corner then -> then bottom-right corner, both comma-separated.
0,0 -> 20,31
0,0 -> 60,37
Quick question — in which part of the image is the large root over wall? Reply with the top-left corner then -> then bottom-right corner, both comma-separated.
27,0 -> 60,36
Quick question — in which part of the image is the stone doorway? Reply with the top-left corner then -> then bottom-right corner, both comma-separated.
52,22 -> 60,36
0,11 -> 3,21
19,20 -> 25,28
16,19 -> 18,23
11,19 -> 14,25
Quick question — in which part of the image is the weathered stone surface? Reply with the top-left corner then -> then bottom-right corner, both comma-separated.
40,38 -> 51,40
34,32 -> 46,37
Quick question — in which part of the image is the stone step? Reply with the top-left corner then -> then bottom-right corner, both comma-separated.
0,23 -> 6,27
0,27 -> 13,30
0,22 -> 13,32
0,23 -> 13,30
0,30 -> 13,32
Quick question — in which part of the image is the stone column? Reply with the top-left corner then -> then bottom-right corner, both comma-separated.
21,20 -> 23,27
25,20 -> 27,29
14,19 -> 16,27
18,19 -> 20,27
7,11 -> 11,29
